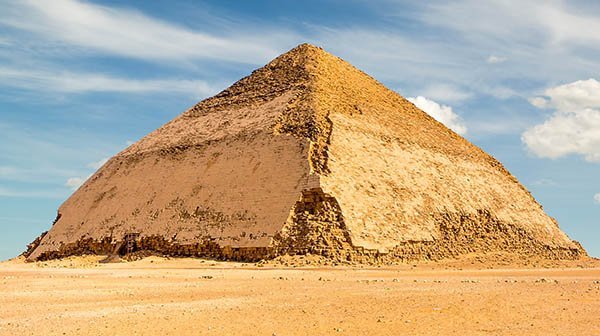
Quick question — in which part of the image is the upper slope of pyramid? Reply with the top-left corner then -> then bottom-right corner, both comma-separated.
121,43 -> 497,165
119,43 -> 317,157
120,43 -> 504,176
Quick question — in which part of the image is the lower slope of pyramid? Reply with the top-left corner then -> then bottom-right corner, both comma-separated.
25,44 -> 586,263
27,98 -> 319,261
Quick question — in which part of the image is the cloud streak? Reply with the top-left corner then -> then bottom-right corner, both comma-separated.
421,0 -> 600,47
0,0 -> 291,64
0,187 -> 64,199
486,55 -> 506,64
419,84 -> 472,103
410,0 -> 600,84
87,158 -> 108,170
65,176 -> 87,190
0,67 -> 217,96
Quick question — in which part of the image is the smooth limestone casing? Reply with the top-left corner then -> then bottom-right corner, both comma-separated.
308,50 -> 575,252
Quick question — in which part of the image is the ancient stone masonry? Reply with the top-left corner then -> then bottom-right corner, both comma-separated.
271,190 -> 583,264
26,43 -> 587,263
272,188 -> 354,260
34,234 -> 274,262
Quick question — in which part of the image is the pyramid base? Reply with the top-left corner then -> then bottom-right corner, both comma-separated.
271,188 -> 584,264
26,233 -> 584,264
27,190 -> 584,264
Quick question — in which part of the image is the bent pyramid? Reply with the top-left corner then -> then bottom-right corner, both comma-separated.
26,44 -> 585,262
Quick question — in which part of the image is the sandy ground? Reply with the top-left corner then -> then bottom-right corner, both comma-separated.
1,256 -> 599,336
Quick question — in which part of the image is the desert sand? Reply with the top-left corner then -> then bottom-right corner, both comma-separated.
1,256 -> 599,336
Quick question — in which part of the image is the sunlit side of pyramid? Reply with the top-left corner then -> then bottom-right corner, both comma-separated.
26,44 -> 585,262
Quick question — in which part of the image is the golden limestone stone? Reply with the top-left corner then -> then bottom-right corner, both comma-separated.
25,44 -> 585,263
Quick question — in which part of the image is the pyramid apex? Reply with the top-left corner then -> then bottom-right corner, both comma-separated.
291,42 -> 322,50
276,43 -> 328,61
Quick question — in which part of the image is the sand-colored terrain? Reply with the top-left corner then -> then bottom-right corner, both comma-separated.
1,257 -> 599,335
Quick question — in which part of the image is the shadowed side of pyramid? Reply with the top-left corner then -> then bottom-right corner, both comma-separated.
25,44 -> 586,263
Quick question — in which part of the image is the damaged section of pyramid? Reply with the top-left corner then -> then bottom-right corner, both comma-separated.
25,44 -> 586,263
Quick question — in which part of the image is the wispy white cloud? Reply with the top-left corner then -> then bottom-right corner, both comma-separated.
65,176 -> 87,190
486,55 -> 506,64
419,84 -> 472,103
314,27 -> 475,85
481,86 -> 519,100
0,0 -> 293,64
535,2 -> 600,45
0,186 -> 64,198
594,193 -> 600,204
407,96 -> 467,135
528,96 -> 549,109
522,79 -> 600,162
531,178 -> 558,187
86,158 -> 108,170
421,0 -> 600,47
412,0 -> 600,84
0,164 -> 80,184
0,67 -> 217,96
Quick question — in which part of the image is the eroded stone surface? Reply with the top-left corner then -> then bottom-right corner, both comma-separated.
27,44 -> 586,262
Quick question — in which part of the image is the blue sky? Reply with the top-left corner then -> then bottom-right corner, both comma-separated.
0,0 -> 598,260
